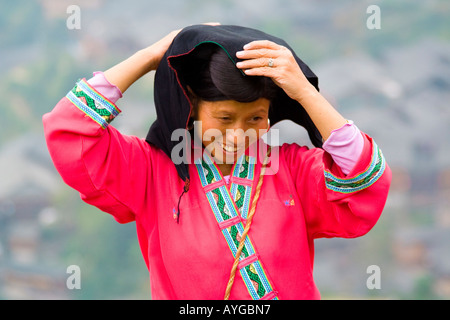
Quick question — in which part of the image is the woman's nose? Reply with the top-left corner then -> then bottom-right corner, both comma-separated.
225,127 -> 256,146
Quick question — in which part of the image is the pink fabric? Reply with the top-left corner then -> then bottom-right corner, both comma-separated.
87,71 -> 122,104
42,87 -> 391,299
322,121 -> 364,175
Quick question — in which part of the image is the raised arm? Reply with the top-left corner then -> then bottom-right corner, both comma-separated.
237,41 -> 391,238
42,29 -> 182,223
236,40 -> 363,174
236,40 -> 347,141
103,29 -> 181,93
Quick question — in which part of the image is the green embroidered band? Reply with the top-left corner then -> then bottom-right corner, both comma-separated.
195,153 -> 278,300
324,141 -> 386,193
66,79 -> 121,129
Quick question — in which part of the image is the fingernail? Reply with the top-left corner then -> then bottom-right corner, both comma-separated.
236,62 -> 243,67
236,51 -> 244,57
243,44 -> 250,49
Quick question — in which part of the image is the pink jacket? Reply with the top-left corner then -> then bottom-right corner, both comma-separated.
43,78 -> 391,300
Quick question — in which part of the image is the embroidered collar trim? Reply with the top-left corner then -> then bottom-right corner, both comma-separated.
195,152 -> 278,300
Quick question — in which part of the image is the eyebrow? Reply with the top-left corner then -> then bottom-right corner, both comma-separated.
212,107 -> 268,115
212,110 -> 234,117
251,107 -> 269,114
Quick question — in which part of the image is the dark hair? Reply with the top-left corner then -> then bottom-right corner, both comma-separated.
185,46 -> 280,104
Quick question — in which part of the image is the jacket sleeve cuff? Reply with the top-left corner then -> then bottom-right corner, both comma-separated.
88,71 -> 123,104
323,133 -> 387,196
322,120 -> 364,175
65,78 -> 122,129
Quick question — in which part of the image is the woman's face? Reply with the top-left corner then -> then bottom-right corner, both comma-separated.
194,98 -> 270,165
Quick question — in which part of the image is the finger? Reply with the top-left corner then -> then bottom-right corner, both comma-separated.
236,48 -> 280,60
243,40 -> 282,51
236,57 -> 276,70
202,22 -> 221,26
242,66 -> 277,78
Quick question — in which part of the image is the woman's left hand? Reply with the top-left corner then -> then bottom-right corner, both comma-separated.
236,40 -> 315,102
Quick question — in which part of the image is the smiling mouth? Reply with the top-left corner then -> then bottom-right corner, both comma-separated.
218,142 -> 243,154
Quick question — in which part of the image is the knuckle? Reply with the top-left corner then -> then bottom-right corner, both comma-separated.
258,48 -> 269,57
259,58 -> 267,67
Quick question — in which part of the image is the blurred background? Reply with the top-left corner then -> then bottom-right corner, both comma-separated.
0,0 -> 449,299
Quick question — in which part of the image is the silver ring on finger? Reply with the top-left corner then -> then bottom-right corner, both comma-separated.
268,58 -> 274,68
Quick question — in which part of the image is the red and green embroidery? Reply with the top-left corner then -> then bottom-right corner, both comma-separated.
65,79 -> 120,128
195,152 -> 278,300
325,141 -> 386,193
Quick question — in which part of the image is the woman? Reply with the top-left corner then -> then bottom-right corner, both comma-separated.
43,24 -> 391,300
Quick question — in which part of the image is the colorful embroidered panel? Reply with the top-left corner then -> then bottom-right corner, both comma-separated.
66,79 -> 120,129
195,153 -> 278,300
229,155 -> 255,219
324,140 -> 386,193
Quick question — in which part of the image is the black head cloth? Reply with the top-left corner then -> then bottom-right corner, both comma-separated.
145,24 -> 323,184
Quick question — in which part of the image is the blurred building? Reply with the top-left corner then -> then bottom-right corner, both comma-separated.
0,134 -> 68,299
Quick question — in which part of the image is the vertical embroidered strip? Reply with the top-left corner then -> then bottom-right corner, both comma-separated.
195,153 -> 278,300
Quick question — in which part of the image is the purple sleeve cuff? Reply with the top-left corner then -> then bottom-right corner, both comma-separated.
86,71 -> 123,104
322,121 -> 364,175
